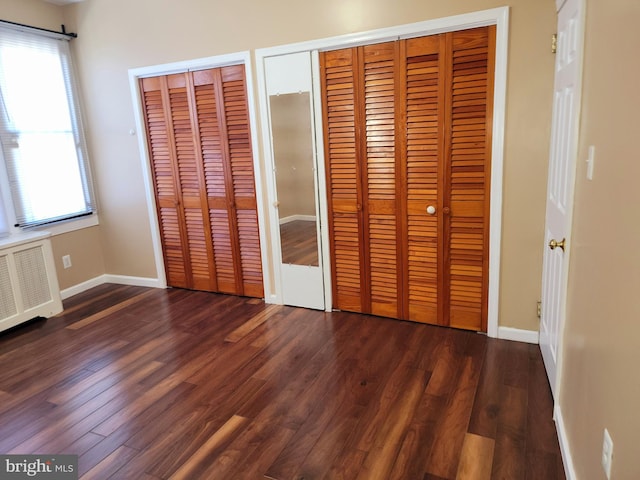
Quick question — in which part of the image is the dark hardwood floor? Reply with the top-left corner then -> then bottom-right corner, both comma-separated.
0,284 -> 565,479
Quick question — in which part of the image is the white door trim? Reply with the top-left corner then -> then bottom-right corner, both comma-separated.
257,51 -> 326,309
256,7 -> 509,336
128,51 -> 271,296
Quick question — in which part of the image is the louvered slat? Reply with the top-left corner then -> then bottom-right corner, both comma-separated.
168,74 -> 212,291
143,88 -> 174,199
158,207 -> 187,286
363,42 -> 399,318
184,208 -> 210,290
236,210 -> 263,297
141,76 -> 187,288
321,48 -> 362,312
193,69 -> 231,293
221,65 -> 263,297
194,71 -> 226,200
210,209 -> 237,294
404,36 -> 441,324
168,75 -> 198,198
448,27 -> 494,330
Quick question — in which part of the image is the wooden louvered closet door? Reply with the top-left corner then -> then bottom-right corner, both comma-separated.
140,65 -> 263,298
447,28 -> 495,330
321,26 -> 494,331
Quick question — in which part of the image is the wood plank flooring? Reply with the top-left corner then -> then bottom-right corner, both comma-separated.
0,284 -> 565,479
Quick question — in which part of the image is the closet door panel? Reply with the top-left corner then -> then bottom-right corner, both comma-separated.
220,65 -> 264,297
403,36 -> 442,324
321,48 -> 363,312
167,73 -> 216,291
448,27 -> 494,330
193,69 -> 236,294
141,76 -> 189,288
363,42 -> 400,318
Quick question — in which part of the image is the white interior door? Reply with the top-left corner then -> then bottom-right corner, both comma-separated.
262,52 -> 325,310
540,0 -> 584,398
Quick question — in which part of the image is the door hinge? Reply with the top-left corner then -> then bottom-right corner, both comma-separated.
537,301 -> 542,319
551,33 -> 558,54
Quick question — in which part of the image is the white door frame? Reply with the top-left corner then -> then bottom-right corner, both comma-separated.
256,7 -> 509,337
259,51 -> 326,310
128,52 -> 271,296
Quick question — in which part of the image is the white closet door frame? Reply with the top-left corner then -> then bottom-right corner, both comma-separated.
256,7 -> 509,337
128,51 -> 271,295
259,51 -> 326,310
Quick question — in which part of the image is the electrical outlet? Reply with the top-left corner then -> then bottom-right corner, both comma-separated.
62,255 -> 72,269
602,428 -> 613,479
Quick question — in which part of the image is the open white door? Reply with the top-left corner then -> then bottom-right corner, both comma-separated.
261,52 -> 325,310
540,0 -> 585,398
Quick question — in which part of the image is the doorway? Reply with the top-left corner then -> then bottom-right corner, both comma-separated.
130,54 -> 268,299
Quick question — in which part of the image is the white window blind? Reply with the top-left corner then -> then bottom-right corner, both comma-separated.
0,25 -> 95,228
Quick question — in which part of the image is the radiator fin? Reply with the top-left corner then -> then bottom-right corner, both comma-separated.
0,255 -> 17,320
14,246 -> 52,310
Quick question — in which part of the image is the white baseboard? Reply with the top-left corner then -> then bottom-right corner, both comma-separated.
265,293 -> 281,305
60,275 -> 108,299
103,274 -> 165,289
279,215 -> 316,225
60,274 -> 165,300
554,405 -> 577,480
497,326 -> 539,344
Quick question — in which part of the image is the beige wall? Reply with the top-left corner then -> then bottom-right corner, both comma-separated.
0,0 -> 62,29
59,0 -> 556,331
560,0 -> 640,478
50,226 -> 105,290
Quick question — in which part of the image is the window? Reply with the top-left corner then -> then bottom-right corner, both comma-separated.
0,25 -> 95,232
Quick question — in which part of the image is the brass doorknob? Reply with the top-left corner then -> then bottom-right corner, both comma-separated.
548,238 -> 566,251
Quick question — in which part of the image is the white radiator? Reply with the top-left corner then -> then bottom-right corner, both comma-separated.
0,232 -> 63,333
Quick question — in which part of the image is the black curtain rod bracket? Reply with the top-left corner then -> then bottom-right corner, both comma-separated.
0,19 -> 77,39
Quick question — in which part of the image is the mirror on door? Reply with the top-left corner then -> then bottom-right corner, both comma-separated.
269,92 -> 319,267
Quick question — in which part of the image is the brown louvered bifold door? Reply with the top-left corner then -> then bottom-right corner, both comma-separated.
322,47 -> 363,313
321,26 -> 494,331
140,65 -> 263,298
402,35 -> 443,326
363,42 -> 402,319
447,28 -> 494,330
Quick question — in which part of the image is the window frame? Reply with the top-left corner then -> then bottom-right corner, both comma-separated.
0,22 -> 98,237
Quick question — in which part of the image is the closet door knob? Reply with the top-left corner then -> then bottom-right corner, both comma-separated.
426,205 -> 436,215
549,238 -> 566,251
